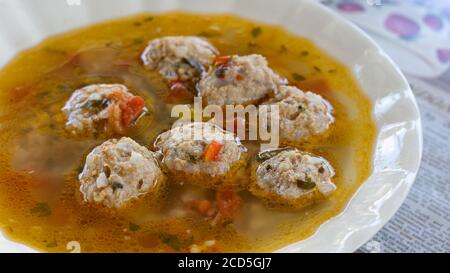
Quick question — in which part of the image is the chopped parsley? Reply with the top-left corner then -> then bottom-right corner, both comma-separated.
296,177 -> 316,190
292,73 -> 306,81
111,182 -> 123,192
129,222 -> 140,232
30,203 -> 52,217
251,27 -> 262,38
318,166 -> 325,174
159,234 -> 193,251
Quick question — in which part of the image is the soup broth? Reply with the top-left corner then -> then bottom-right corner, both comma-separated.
0,13 -> 376,252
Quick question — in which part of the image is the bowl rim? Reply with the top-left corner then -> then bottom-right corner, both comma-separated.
275,0 -> 422,253
0,0 -> 423,253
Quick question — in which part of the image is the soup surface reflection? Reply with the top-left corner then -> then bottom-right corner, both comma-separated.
0,13 -> 376,252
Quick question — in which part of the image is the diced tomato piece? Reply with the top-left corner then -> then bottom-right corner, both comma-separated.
216,188 -> 240,219
106,90 -> 145,132
169,81 -> 187,94
214,56 -> 232,66
187,200 -> 214,217
10,85 -> 33,104
106,90 -> 127,103
297,79 -> 331,97
203,140 -> 223,162
121,96 -> 145,127
165,80 -> 194,104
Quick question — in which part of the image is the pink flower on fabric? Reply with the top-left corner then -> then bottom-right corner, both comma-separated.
337,2 -> 365,12
437,49 -> 450,63
423,14 -> 443,31
385,14 -> 420,39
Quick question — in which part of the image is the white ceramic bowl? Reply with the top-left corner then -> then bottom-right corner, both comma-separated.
0,0 -> 422,253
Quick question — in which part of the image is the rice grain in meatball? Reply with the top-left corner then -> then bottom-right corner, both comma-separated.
264,86 -> 333,143
155,122 -> 247,188
250,148 -> 336,208
62,84 -> 146,136
141,36 -> 219,81
199,54 -> 286,106
79,137 -> 163,208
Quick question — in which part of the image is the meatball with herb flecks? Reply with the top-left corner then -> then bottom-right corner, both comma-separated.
154,122 -> 247,188
141,36 -> 219,82
62,84 -> 147,136
79,137 -> 163,208
263,85 -> 334,143
250,148 -> 336,208
199,54 -> 286,106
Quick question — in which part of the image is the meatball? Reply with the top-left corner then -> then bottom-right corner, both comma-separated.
198,54 -> 286,106
141,36 -> 219,82
79,137 -> 163,208
250,148 -> 336,208
154,122 -> 247,188
62,84 -> 146,136
263,86 -> 333,142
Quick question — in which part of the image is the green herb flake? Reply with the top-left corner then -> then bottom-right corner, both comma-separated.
198,31 -> 217,38
318,166 -> 325,174
188,153 -> 200,163
112,182 -> 123,192
46,241 -> 58,248
257,147 -> 295,162
57,83 -> 72,93
198,31 -> 212,37
76,165 -> 84,174
82,98 -> 110,111
144,16 -> 154,22
251,27 -> 262,38
279,44 -> 288,54
292,73 -> 306,81
183,58 -> 205,75
35,90 -> 51,99
132,37 -> 145,45
44,47 -> 67,55
313,66 -> 321,72
297,178 -> 316,190
301,51 -> 309,56
159,234 -> 193,251
105,41 -> 123,49
30,203 -> 52,217
129,222 -> 140,232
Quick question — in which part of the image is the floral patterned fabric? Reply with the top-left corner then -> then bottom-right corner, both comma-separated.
322,0 -> 450,78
